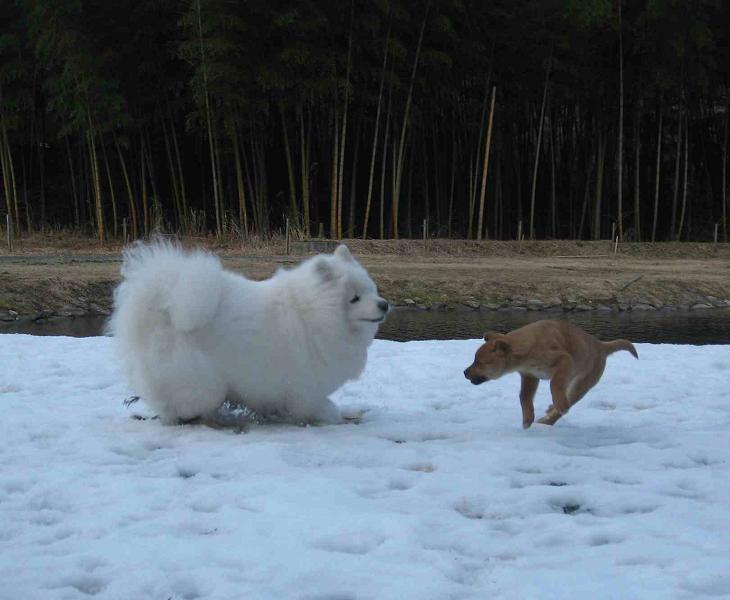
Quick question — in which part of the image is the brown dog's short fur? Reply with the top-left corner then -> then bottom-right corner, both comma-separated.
463,320 -> 638,428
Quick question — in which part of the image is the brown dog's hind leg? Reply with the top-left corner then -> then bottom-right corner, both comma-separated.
519,375 -> 539,429
567,361 -> 605,408
537,407 -> 562,426
537,356 -> 573,426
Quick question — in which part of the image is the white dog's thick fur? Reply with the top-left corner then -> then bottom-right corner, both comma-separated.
108,242 -> 388,425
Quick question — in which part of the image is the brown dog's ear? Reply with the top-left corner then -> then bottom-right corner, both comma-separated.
493,339 -> 511,354
483,330 -> 503,342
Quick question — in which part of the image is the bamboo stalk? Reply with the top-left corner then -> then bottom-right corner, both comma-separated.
549,107 -> 557,237
160,112 -> 182,229
476,87 -> 496,241
100,136 -> 118,238
676,114 -> 689,240
633,90 -> 641,241
670,99 -> 683,238
337,0 -> 354,240
6,214 -> 11,252
114,133 -> 139,240
0,119 -> 12,232
578,145 -> 594,239
392,0 -> 430,239
196,0 -> 221,238
469,42 -> 495,239
330,102 -> 339,238
347,118 -> 362,238
280,103 -> 298,223
65,135 -> 80,228
285,218 -> 290,255
140,131 -> 149,237
86,119 -> 104,245
211,119 -> 224,237
447,118 -> 456,237
379,85 -> 393,240
362,15 -> 391,240
232,123 -> 249,236
616,0 -> 624,241
299,101 -> 312,237
593,127 -> 606,240
722,97 -> 728,243
1,118 -> 20,237
529,48 -> 553,239
651,103 -> 663,242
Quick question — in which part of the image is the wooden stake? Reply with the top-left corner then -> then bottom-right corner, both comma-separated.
613,235 -> 619,254
611,221 -> 616,243
318,222 -> 324,239
517,220 -> 522,242
5,214 -> 12,253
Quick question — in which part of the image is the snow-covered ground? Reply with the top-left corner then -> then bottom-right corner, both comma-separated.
1,334 -> 729,600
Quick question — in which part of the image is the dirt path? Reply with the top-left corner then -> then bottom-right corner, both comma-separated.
2,243 -> 730,319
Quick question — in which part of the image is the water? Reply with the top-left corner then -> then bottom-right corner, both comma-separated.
378,308 -> 730,345
2,308 -> 730,344
0,315 -> 110,338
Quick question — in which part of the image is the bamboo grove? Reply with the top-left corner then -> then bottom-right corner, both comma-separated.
0,0 -> 728,243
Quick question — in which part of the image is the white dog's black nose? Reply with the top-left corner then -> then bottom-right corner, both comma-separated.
378,300 -> 389,313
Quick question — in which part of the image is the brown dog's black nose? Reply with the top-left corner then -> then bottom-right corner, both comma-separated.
378,300 -> 389,313
464,367 -> 487,385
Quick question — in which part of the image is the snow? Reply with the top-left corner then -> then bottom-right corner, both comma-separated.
1,334 -> 730,600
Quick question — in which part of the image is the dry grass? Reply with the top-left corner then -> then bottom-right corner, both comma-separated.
3,229 -> 730,260
0,229 -> 289,256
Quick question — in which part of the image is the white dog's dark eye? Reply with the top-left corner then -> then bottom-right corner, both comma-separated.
350,295 -> 360,304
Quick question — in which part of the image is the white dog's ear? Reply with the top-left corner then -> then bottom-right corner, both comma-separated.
315,257 -> 339,283
334,244 -> 354,263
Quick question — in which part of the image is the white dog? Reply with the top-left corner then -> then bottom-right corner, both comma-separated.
107,242 -> 388,425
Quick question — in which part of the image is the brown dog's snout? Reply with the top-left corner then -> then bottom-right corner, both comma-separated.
464,364 -> 488,385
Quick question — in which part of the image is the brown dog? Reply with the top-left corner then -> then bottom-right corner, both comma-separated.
463,319 -> 638,428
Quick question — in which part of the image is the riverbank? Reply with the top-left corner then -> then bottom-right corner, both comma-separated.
2,238 -> 730,322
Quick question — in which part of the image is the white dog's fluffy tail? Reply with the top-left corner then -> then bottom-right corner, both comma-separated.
109,241 -> 224,338
107,242 -> 227,422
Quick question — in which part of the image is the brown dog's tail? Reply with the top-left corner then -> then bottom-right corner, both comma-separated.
603,339 -> 638,359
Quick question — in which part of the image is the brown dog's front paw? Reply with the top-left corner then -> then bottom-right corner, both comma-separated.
536,415 -> 555,426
